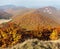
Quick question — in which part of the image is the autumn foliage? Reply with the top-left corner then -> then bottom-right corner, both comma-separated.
0,22 -> 22,47
0,22 -> 60,48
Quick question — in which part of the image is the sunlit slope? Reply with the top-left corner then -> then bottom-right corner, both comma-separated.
12,10 -> 60,30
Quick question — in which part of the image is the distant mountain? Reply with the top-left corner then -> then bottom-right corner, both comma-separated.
0,5 -> 35,18
7,7 -> 34,16
38,6 -> 56,14
12,8 -> 59,30
0,5 -> 33,19
0,5 -> 60,29
37,6 -> 60,24
0,10 -> 12,19
11,6 -> 60,22
0,5 -> 16,10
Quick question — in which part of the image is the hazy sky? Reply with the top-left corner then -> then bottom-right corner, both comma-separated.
0,0 -> 60,8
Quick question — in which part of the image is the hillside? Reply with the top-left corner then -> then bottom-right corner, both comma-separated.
12,9 -> 60,30
0,10 -> 12,19
11,8 -> 35,18
0,5 -> 33,19
0,5 -> 35,18
37,6 -> 60,24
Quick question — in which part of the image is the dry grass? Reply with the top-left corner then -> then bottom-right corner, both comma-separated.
1,39 -> 60,49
